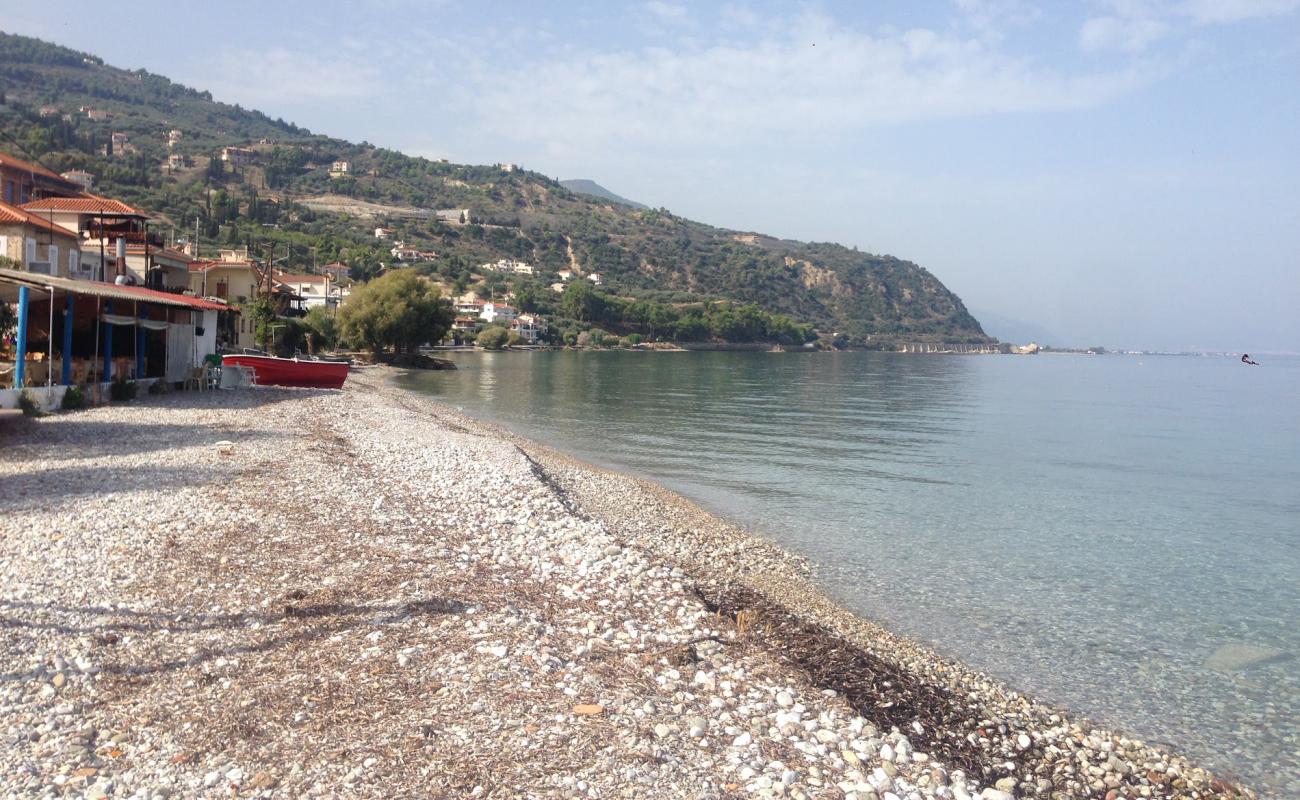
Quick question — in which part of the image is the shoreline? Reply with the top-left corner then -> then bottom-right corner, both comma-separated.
0,371 -> 1256,798
383,369 -> 1260,799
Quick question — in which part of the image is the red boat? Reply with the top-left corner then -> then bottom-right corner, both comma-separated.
221,354 -> 349,389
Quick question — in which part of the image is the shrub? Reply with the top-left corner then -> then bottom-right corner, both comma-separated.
506,330 -> 524,347
623,333 -> 643,346
110,374 -> 137,402
60,385 -> 87,410
17,391 -> 43,416
476,326 -> 510,350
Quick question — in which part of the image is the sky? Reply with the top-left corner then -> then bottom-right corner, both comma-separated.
5,1 -> 1299,350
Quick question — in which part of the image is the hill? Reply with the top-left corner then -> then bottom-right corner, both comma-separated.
559,179 -> 648,210
0,31 -> 991,347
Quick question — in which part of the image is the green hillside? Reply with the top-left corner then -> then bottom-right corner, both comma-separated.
0,31 -> 991,347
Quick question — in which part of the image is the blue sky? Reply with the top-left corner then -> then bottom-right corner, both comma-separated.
6,1 -> 1299,350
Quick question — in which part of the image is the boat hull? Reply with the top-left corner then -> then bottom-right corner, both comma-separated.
221,355 -> 349,389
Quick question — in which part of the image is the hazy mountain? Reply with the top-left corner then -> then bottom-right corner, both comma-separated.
559,179 -> 648,210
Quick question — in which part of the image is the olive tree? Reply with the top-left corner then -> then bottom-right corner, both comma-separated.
338,269 -> 452,357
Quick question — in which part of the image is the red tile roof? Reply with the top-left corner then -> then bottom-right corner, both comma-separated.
20,195 -> 143,216
0,151 -> 74,184
0,201 -> 81,241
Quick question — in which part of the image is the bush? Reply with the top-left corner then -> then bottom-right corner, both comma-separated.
506,330 -> 524,347
17,391 -> 43,417
110,374 -> 137,402
476,326 -> 510,350
623,333 -> 642,346
60,385 -> 87,410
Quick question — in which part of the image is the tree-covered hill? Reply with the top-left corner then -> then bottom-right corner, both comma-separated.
0,31 -> 991,346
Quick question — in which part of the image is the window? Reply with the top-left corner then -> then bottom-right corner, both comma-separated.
69,249 -> 79,275
49,245 -> 58,275
2,180 -> 12,203
25,238 -> 35,266
215,279 -> 228,299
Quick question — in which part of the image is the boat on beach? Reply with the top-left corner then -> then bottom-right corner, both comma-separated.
221,353 -> 349,389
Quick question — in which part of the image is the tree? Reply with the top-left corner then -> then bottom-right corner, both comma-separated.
302,306 -> 338,351
240,295 -> 278,352
337,269 -> 452,357
561,280 -> 601,322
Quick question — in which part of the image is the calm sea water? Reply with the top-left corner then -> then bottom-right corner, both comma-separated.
397,351 -> 1300,795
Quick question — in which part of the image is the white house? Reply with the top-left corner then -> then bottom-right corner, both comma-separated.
587,272 -> 603,285
511,313 -> 548,343
330,160 -> 350,177
479,302 -> 518,325
374,227 -> 393,240
481,258 -> 533,275
275,272 -> 349,309
557,269 -> 573,281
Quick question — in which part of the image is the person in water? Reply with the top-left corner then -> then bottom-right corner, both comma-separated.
1241,353 -> 1259,365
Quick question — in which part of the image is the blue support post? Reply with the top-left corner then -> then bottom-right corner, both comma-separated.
62,292 -> 74,385
102,300 -> 113,383
136,308 -> 147,378
14,286 -> 29,388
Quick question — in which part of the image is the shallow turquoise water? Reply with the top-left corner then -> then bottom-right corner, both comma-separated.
397,351 -> 1300,795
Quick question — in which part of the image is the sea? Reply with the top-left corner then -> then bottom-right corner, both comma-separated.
396,351 -> 1300,796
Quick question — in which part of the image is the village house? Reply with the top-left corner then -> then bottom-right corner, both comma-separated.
39,106 -> 60,118
550,282 -> 565,293
374,227 -> 393,240
455,298 -> 485,316
479,302 -> 518,325
587,272 -> 603,285
498,163 -> 517,173
1,152 -> 85,205
19,195 -> 153,282
557,269 -> 573,281
274,271 -> 349,310
60,170 -> 94,191
330,160 -> 350,177
391,243 -> 437,262
1,201 -> 83,277
511,313 -> 548,343
123,244 -> 196,291
165,153 -> 189,171
220,146 -> 256,166
319,262 -> 351,281
188,251 -> 271,351
84,108 -> 110,121
167,129 -> 183,146
480,258 -> 534,276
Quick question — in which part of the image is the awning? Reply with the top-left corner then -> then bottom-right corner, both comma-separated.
103,314 -> 170,330
0,267 -> 235,312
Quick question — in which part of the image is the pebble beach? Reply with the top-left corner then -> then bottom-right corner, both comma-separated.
0,368 -> 1260,799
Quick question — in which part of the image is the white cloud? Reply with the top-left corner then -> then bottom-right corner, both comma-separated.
1080,15 -> 1171,51
954,0 -> 1042,40
470,14 -> 1157,152
1078,0 -> 1300,51
188,47 -> 383,107
644,1 -> 690,23
1180,0 -> 1300,23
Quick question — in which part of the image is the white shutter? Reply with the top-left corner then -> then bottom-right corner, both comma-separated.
25,238 -> 36,266
49,245 -> 58,274
69,249 -> 79,275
